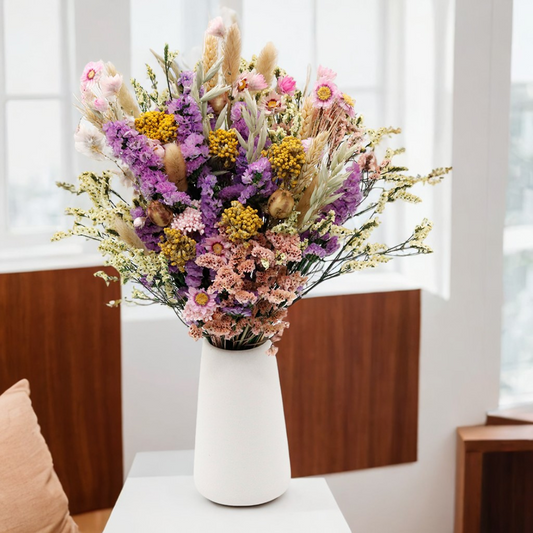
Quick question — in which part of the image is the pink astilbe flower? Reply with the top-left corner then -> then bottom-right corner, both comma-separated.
277,75 -> 296,96
196,252 -> 227,270
188,324 -> 203,340
317,65 -> 337,81
234,289 -> 257,305
209,265 -> 244,294
232,72 -> 268,98
266,231 -> 302,263
358,152 -> 380,174
171,206 -> 205,235
182,288 -> 217,323
250,242 -> 276,265
311,78 -> 340,109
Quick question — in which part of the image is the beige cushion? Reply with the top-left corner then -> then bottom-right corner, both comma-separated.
0,379 -> 78,533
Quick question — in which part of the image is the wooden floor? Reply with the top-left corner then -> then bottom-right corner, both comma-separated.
72,509 -> 112,533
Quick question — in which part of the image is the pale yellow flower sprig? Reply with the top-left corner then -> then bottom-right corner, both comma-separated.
341,243 -> 392,273
366,126 -> 402,148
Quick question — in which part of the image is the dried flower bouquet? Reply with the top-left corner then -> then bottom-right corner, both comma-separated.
54,17 -> 450,354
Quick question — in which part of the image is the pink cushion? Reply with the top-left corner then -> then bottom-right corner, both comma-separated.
0,379 -> 78,532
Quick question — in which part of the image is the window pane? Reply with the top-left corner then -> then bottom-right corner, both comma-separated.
242,0 -> 314,85
7,100 -> 64,230
501,0 -> 533,405
4,0 -> 61,94
316,0 -> 380,88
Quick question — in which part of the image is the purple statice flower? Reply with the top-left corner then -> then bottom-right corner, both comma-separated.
301,231 -> 340,259
103,120 -> 191,207
302,242 -> 327,259
184,260 -> 204,288
180,132 -> 209,175
167,92 -> 203,144
327,161 -> 362,224
197,170 -> 222,237
219,304 -> 252,317
177,71 -> 195,93
219,156 -> 276,203
230,102 -> 249,138
130,206 -> 163,251
242,157 -> 276,197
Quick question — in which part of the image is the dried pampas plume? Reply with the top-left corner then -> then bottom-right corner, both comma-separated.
203,34 -> 219,91
106,61 -> 140,118
255,42 -> 277,86
222,23 -> 241,85
112,217 -> 147,250
163,143 -> 188,192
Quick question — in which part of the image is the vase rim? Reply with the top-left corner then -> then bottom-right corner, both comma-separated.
201,338 -> 271,355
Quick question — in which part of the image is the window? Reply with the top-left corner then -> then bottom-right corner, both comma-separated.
500,0 -> 533,405
0,0 -> 72,247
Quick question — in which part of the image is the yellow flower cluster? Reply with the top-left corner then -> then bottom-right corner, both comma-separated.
134,111 -> 177,143
265,136 -> 305,186
158,228 -> 197,271
208,129 -> 239,168
220,201 -> 263,242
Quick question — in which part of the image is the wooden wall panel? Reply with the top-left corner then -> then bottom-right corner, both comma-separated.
481,451 -> 533,533
0,267 -> 122,514
278,290 -> 420,477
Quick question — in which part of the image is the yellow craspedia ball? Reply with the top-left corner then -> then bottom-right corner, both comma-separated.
158,228 -> 196,271
220,201 -> 263,242
135,111 -> 177,143
209,129 -> 239,168
265,136 -> 305,187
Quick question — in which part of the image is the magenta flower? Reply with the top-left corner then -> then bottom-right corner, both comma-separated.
182,288 -> 217,323
277,75 -> 296,95
311,79 -> 340,109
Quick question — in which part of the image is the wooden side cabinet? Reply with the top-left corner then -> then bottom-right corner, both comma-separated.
455,408 -> 533,533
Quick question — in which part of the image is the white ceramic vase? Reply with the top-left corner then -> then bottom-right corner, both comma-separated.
193,339 -> 291,506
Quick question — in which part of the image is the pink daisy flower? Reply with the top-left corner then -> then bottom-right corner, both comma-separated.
317,65 -> 337,81
260,91 -> 285,115
81,61 -> 104,88
277,75 -> 296,96
203,235 -> 231,257
182,288 -> 217,323
232,72 -> 268,97
338,93 -> 355,117
311,78 -> 340,109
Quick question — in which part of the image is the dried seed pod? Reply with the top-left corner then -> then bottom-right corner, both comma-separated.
267,189 -> 295,219
209,93 -> 228,115
146,201 -> 173,227
163,143 -> 187,192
